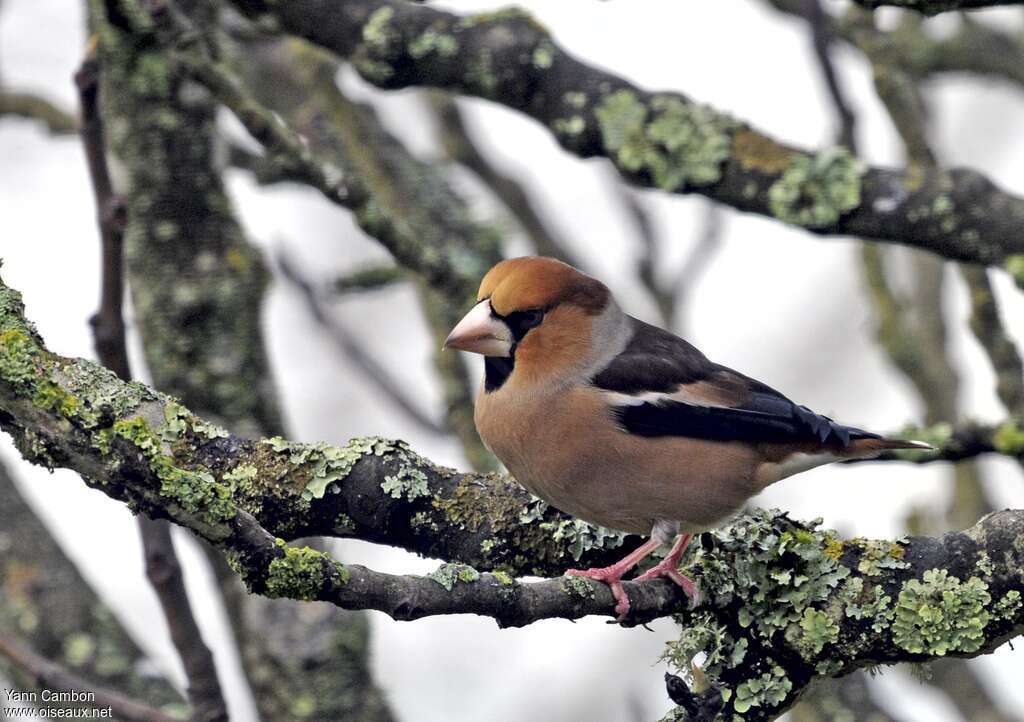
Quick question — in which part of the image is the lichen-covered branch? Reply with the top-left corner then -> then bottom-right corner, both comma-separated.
220,0 -> 1024,282
1,270 -> 1023,718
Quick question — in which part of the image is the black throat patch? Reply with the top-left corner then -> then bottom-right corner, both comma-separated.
484,354 -> 515,392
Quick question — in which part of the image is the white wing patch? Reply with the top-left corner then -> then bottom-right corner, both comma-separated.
601,386 -> 731,409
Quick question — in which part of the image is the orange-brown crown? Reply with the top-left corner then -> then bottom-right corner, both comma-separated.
478,257 -> 609,316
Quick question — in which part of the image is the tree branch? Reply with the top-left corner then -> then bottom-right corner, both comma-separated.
0,635 -> 182,722
78,46 -> 230,722
0,91 -> 76,134
851,0 -> 1024,14
217,0 -> 1024,279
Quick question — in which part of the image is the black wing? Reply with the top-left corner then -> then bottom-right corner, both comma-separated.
592,317 -> 875,448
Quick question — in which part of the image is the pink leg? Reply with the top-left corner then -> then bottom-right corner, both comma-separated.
634,533 -> 700,607
565,537 -> 662,620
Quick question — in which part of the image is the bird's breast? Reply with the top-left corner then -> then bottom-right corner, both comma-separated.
474,384 -> 764,535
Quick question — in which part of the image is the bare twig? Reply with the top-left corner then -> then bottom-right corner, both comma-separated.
276,250 -> 445,435
801,0 -> 858,154
76,52 -> 228,722
0,636 -> 183,722
430,92 -> 582,266
0,91 -> 76,134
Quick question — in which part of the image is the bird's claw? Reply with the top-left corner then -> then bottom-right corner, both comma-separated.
634,561 -> 701,608
565,566 -> 632,621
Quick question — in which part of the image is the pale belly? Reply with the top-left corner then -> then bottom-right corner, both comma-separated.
475,384 -> 763,536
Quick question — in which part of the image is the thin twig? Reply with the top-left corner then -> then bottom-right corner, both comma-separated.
802,0 -> 858,154
276,250 -> 446,435
0,636 -> 182,722
76,52 -> 228,722
430,93 -> 582,266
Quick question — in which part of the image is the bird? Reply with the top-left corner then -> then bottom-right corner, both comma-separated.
443,256 -> 929,620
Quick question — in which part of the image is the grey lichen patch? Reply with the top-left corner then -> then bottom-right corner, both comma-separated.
791,607 -> 839,658
662,511 -> 853,716
768,147 -> 865,228
381,465 -> 430,501
840,577 -> 894,633
522,498 -> 627,561
853,538 -> 911,577
427,563 -> 480,591
892,569 -> 991,655
261,435 -> 409,500
732,665 -> 792,715
264,539 -> 348,601
595,90 -> 735,191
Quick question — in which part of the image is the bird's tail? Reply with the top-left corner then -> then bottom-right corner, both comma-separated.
843,436 -> 933,457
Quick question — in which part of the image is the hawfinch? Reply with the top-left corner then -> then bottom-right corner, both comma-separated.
444,257 -> 928,619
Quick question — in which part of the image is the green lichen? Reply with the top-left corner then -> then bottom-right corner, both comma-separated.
552,116 -> 586,137
265,541 -> 346,601
532,40 -> 555,68
854,539 -> 910,577
491,570 -> 514,586
792,608 -> 839,657
409,28 -> 459,59
993,420 -> 1024,456
222,464 -> 258,485
1004,255 -> 1024,290
993,590 -> 1021,620
560,575 -> 595,599
840,577 -> 894,633
595,90 -> 735,191
732,666 -> 792,714
362,7 -> 397,54
112,416 -> 235,529
661,510 -> 853,713
428,563 -> 479,591
0,329 -> 40,390
892,569 -> 991,655
768,147 -> 864,228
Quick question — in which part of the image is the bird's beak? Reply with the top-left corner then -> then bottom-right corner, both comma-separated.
443,300 -> 513,357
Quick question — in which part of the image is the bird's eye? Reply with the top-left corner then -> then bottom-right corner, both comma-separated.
505,308 -> 545,340
519,309 -> 544,328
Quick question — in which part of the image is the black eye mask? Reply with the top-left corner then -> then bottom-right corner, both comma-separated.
483,307 -> 545,392
499,308 -> 545,341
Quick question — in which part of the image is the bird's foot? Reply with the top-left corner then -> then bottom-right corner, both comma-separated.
564,566 -> 632,620
634,560 -> 701,608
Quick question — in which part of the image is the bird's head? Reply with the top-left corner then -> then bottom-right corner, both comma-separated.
444,257 -> 618,390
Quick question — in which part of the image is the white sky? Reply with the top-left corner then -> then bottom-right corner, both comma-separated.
2,1 -> 1024,721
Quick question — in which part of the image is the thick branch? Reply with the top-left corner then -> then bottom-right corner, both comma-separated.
221,0 -> 1024,276
851,0 -> 1024,14
1,271 -> 1023,718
